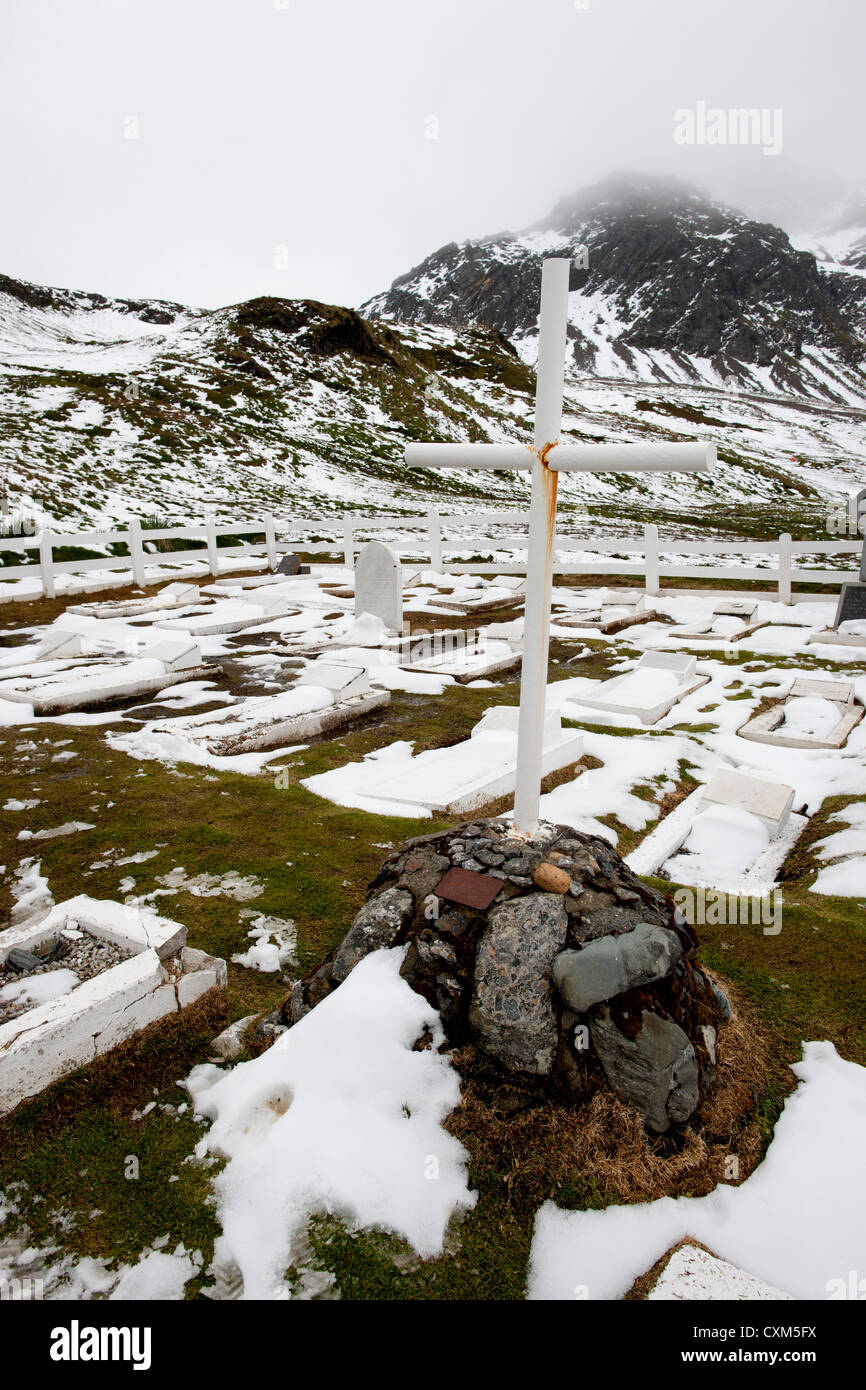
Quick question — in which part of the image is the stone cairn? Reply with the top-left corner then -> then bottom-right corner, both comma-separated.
282,818 -> 731,1133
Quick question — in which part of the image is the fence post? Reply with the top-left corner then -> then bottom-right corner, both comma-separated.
644,523 -> 659,597
129,516 -> 146,588
265,515 -> 277,570
427,506 -> 442,571
778,532 -> 792,605
39,528 -> 55,599
342,517 -> 354,571
206,517 -> 219,577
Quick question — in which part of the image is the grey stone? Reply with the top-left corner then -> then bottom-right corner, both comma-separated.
397,849 -> 450,900
6,948 -> 41,972
552,922 -> 682,1012
475,849 -> 505,867
414,937 -> 458,971
501,855 -> 539,876
570,888 -> 663,941
436,906 -> 475,939
287,979 -> 309,1024
710,979 -> 733,1020
276,553 -> 301,576
469,892 -> 568,1075
354,539 -> 402,632
589,1007 -> 700,1132
331,887 -> 414,983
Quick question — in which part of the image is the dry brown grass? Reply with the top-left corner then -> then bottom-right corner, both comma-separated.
445,969 -> 773,1214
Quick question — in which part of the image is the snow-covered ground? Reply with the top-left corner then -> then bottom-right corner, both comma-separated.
1,562 -> 865,1301
527,1042 -> 866,1301
2,568 -> 865,894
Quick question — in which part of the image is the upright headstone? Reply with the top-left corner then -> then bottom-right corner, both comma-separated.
354,540 -> 402,632
833,494 -> 866,629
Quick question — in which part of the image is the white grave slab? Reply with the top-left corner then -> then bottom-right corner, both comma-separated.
67,582 -> 201,620
437,584 -> 523,616
296,661 -> 371,702
35,629 -> 83,662
481,618 -> 524,646
700,767 -> 794,835
156,594 -> 300,636
146,638 -> 204,673
154,670 -> 388,755
555,594 -> 658,634
671,607 -> 762,642
564,651 -> 709,725
355,540 -> 402,632
372,706 -> 583,815
626,783 -> 807,895
737,677 -> 863,750
0,897 -> 225,1116
400,633 -> 521,684
714,600 -> 758,620
808,623 -> 866,650
0,654 -> 218,714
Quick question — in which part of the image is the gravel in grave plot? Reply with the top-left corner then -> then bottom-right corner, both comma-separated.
0,934 -> 133,1026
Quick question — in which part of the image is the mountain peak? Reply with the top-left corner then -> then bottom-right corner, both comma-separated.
361,173 -> 866,403
542,171 -> 716,231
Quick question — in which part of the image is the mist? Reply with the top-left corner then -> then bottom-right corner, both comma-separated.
1,0 -> 862,310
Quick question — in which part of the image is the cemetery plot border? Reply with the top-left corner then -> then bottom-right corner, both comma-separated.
0,658 -> 221,715
0,897 -> 226,1117
626,770 -> 807,896
152,675 -> 391,757
567,652 -> 710,726
737,678 -> 864,750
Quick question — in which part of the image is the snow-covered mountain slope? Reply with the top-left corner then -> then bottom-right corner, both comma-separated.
791,188 -> 866,279
1,208 -> 865,538
362,174 -> 866,408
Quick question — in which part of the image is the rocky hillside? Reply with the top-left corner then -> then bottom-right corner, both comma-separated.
1,177 -> 865,537
363,174 -> 866,406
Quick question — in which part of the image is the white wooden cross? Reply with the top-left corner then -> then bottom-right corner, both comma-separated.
405,258 -> 715,836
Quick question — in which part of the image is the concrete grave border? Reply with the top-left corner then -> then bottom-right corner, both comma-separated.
737,677 -> 864,750
565,651 -> 709,725
0,896 -> 226,1116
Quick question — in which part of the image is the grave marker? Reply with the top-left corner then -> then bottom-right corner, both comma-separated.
833,583 -> 866,629
405,258 -> 715,832
354,540 -> 402,632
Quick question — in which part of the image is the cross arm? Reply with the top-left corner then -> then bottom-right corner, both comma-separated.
549,441 -> 715,472
405,440 -> 715,473
405,443 -> 533,470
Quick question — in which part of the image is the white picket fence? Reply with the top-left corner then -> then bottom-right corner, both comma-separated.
0,510 -> 860,604
0,518 -> 278,602
311,511 -> 862,605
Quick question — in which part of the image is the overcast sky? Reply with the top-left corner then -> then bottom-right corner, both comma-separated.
1,0 -> 863,311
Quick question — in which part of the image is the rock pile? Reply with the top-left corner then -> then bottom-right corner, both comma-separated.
282,818 -> 730,1133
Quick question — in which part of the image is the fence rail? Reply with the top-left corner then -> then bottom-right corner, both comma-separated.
0,511 -> 860,604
